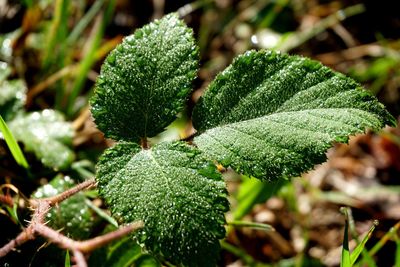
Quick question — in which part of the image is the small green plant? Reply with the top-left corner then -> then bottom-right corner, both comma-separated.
90,13 -> 395,266
0,63 -> 74,170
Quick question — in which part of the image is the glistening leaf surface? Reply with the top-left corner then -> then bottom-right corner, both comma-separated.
96,142 -> 229,266
9,110 -> 74,170
91,13 -> 199,141
193,50 -> 394,180
0,79 -> 26,121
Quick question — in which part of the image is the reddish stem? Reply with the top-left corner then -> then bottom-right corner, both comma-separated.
0,178 -> 141,267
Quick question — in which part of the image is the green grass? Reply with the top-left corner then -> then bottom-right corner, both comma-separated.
341,207 -> 379,267
341,208 -> 351,267
0,115 -> 29,169
65,250 -> 71,267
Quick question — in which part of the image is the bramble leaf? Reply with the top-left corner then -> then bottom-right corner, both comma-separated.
0,69 -> 26,121
96,141 -> 229,266
8,110 -> 74,170
90,13 -> 199,142
193,50 -> 395,181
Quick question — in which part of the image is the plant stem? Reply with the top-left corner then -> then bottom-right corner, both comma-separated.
0,178 -> 141,267
277,4 -> 366,52
0,228 -> 34,257
73,250 -> 87,267
30,178 -> 96,208
141,137 -> 149,149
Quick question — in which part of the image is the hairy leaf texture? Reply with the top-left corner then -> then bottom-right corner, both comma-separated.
90,13 -> 199,142
193,50 -> 395,181
8,110 -> 74,170
96,141 -> 229,266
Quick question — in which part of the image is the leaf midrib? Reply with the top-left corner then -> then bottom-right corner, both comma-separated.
197,107 -> 380,163
211,107 -> 379,132
146,149 -> 173,193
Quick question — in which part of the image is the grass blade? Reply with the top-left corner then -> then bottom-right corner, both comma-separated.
84,199 -> 118,228
43,0 -> 69,69
65,250 -> 71,267
67,0 -> 105,45
395,233 -> 400,267
350,220 -> 379,265
0,115 -> 28,168
66,0 -> 116,116
341,207 -> 351,267
228,220 -> 275,232
220,240 -> 271,267
276,4 -> 365,52
233,176 -> 286,220
6,203 -> 20,225
346,208 -> 377,267
369,221 -> 400,256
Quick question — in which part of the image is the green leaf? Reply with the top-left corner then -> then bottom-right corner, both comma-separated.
90,13 -> 199,142
0,115 -> 29,168
104,238 -> 145,267
96,141 -> 229,266
8,110 -> 74,170
193,50 -> 395,181
135,255 -> 160,267
0,78 -> 26,121
89,233 -> 159,267
233,176 -> 287,220
33,175 -> 96,239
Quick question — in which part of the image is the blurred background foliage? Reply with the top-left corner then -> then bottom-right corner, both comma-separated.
0,0 -> 399,266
